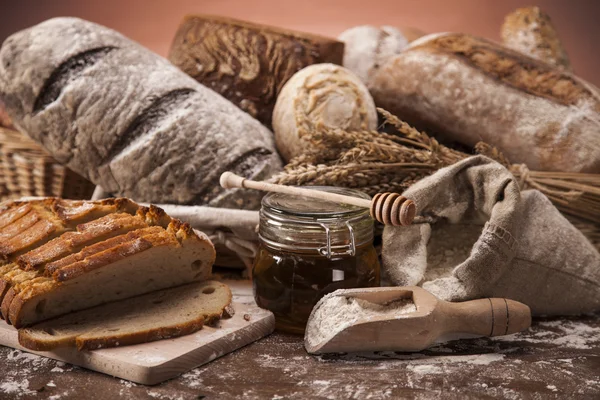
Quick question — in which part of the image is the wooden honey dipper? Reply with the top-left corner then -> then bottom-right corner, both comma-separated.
220,172 -> 417,226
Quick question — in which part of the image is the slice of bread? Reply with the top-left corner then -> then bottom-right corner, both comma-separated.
18,280 -> 232,351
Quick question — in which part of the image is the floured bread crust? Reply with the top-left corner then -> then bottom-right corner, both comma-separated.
370,32 -> 600,173
0,17 -> 282,208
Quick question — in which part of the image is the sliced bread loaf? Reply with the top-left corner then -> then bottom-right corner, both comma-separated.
18,280 -> 232,351
8,220 -> 214,327
0,198 -> 216,327
0,226 -> 166,320
0,199 -> 143,312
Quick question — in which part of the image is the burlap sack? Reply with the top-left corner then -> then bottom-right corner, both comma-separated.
382,156 -> 600,316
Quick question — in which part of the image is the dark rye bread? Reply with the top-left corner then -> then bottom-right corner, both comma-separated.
369,33 -> 600,173
0,17 -> 282,208
18,280 -> 232,351
168,14 -> 345,128
501,6 -> 570,70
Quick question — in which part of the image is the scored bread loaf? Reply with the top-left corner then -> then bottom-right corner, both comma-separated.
18,280 -> 232,351
0,17 -> 282,208
0,198 -> 215,328
501,6 -> 570,70
272,64 -> 378,161
168,14 -> 345,128
338,25 -> 418,84
369,33 -> 600,173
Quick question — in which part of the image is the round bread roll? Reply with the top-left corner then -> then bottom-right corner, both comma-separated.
338,25 -> 422,84
272,64 -> 378,162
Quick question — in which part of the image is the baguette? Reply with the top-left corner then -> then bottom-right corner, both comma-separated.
18,280 -> 232,351
369,32 -> 600,173
0,17 -> 282,208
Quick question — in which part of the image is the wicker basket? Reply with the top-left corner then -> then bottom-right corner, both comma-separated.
0,127 -> 96,201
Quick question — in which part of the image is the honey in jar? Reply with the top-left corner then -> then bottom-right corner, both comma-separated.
252,187 -> 380,334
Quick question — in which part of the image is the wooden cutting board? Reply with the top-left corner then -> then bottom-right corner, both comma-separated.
0,280 -> 274,385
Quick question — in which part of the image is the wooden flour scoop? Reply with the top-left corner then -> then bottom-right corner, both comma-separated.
304,287 -> 531,354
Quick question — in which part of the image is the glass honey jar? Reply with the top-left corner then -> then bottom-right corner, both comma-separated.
252,187 -> 380,334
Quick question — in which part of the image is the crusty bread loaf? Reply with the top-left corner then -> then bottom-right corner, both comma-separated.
0,198 -> 215,327
18,280 -> 231,351
501,6 -> 570,70
272,64 -> 378,161
369,33 -> 600,173
337,25 -> 410,84
168,14 -> 345,128
0,17 -> 282,208
0,198 -> 141,314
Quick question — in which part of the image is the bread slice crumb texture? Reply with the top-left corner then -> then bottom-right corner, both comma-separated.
18,280 -> 232,351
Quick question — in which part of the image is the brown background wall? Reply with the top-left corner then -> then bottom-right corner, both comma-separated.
0,0 -> 599,86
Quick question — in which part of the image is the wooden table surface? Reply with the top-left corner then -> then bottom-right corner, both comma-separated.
1,312 -> 599,399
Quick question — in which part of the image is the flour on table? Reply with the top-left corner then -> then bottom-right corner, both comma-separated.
306,295 -> 416,347
0,378 -> 36,397
0,349 -> 55,398
491,319 -> 600,349
180,367 -> 206,389
406,364 -> 443,374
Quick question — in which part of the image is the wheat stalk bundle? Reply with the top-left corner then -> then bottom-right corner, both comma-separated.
272,109 -> 600,231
